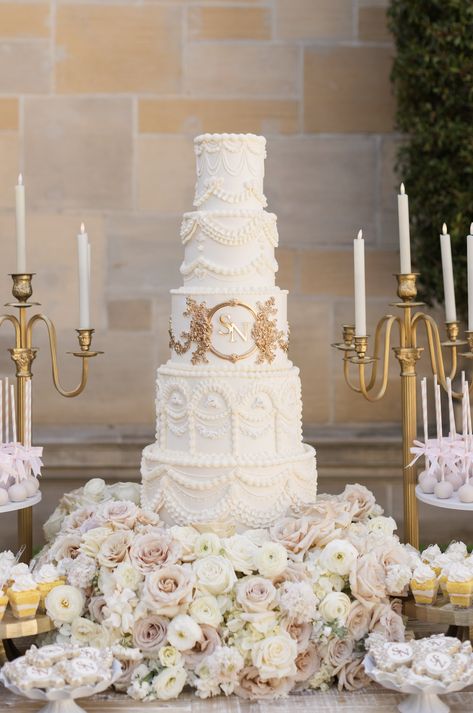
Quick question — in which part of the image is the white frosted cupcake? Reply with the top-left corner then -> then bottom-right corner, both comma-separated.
445,541 -> 468,562
422,544 -> 442,565
446,563 -> 473,608
7,573 -> 40,619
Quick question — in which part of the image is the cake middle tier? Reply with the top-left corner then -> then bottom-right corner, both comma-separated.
169,287 -> 290,368
155,362 -> 305,459
180,210 -> 278,288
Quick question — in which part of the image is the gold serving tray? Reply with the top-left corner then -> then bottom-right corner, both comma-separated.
405,596 -> 473,631
0,610 -> 55,640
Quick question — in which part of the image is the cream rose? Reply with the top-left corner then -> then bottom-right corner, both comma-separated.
319,539 -> 358,576
349,551 -> 387,609
223,535 -> 258,574
133,615 -> 168,653
269,518 -> 318,561
98,530 -> 133,568
80,526 -> 112,557
255,542 -> 288,578
169,526 -> 200,561
130,531 -> 181,574
252,634 -> 298,680
189,595 -> 223,627
319,592 -> 351,624
143,564 -> 194,617
153,666 -> 187,700
99,500 -> 138,529
346,601 -> 371,640
167,614 -> 202,651
83,478 -> 108,502
46,584 -> 84,624
342,484 -> 376,521
234,666 -> 294,700
193,555 -> 236,595
236,576 -> 276,613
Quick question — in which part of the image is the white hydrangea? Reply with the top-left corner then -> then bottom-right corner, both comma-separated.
195,646 -> 244,698
278,581 -> 318,624
67,554 -> 97,589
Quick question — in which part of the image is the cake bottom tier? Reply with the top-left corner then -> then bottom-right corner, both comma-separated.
141,443 -> 317,529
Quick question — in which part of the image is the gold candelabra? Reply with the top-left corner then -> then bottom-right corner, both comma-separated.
0,273 -> 102,562
333,272 -> 473,549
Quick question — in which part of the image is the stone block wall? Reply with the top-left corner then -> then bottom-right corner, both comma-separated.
0,0 -> 404,432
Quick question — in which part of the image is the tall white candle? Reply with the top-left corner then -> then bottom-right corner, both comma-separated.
15,174 -> 26,273
354,229 -> 366,336
77,222 -> 90,329
440,223 -> 457,323
468,224 -> 473,331
398,183 -> 411,274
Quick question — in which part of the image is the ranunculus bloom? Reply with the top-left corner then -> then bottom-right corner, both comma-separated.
234,667 -> 294,700
97,530 -> 133,568
236,576 -> 276,613
143,564 -> 194,617
349,551 -> 387,609
45,584 -> 84,624
167,614 -> 202,651
256,542 -> 288,578
319,539 -> 358,576
319,592 -> 351,624
153,665 -> 187,700
130,531 -> 181,574
337,655 -> 371,691
133,615 -> 168,653
183,623 -> 221,669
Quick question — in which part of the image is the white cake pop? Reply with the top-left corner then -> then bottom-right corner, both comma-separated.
458,482 -> 473,503
0,488 -> 9,506
445,471 -> 463,491
24,475 -> 39,494
419,471 -> 437,494
434,481 -> 454,499
8,483 -> 27,502
23,478 -> 38,497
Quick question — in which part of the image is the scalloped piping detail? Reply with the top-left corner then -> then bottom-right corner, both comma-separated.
180,253 -> 278,280
180,211 -> 277,247
142,442 -> 314,469
193,178 -> 267,209
195,138 -> 266,179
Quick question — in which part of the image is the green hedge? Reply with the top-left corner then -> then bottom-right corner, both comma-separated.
388,1 -> 473,320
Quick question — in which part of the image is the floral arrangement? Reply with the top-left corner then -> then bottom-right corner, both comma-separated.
34,478 -> 421,701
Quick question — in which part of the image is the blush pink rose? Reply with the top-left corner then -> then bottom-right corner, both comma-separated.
349,551 -> 387,609
346,601 -> 371,641
183,624 -> 221,670
130,531 -> 181,574
293,643 -> 321,683
143,564 -> 194,617
341,484 -> 376,522
284,621 -> 312,653
337,655 -> 371,691
234,667 -> 294,700
269,518 -> 319,561
236,576 -> 276,613
133,615 -> 168,653
99,500 -> 138,529
369,603 -> 405,642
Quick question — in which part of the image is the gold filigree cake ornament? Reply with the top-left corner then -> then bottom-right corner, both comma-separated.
169,296 -> 289,364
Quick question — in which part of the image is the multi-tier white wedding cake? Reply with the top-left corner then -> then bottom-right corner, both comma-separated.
141,133 -> 317,528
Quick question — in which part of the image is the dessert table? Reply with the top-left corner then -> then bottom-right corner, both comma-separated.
1,687 -> 473,712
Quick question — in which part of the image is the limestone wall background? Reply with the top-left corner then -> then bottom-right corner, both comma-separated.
0,0 -> 402,432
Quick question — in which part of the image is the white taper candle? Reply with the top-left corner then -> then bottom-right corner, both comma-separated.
468,223 -> 473,331
77,222 -> 90,329
440,223 -> 457,323
398,183 -> 411,274
15,174 -> 26,273
354,229 -> 366,336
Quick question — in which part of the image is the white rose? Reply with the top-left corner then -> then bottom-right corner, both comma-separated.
368,516 -> 397,538
223,535 -> 258,575
109,482 -> 141,505
80,526 -> 112,557
189,595 -> 223,627
71,616 -> 102,644
255,542 -> 288,578
245,529 -> 271,547
83,478 -> 107,502
319,539 -> 358,576
319,592 -> 351,624
194,533 -> 221,558
113,562 -> 143,591
193,556 -> 236,595
46,585 -> 85,624
252,634 -> 297,680
158,646 -> 183,668
243,610 -> 279,636
169,526 -> 200,561
167,615 -> 203,651
153,666 -> 187,700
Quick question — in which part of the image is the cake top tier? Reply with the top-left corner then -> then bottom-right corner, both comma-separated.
193,133 -> 267,211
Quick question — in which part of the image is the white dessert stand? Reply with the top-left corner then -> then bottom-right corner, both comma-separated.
364,655 -> 473,713
416,485 -> 473,511
0,491 -> 41,514
0,659 -> 121,713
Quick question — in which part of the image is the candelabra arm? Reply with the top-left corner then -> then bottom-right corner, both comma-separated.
344,315 -> 401,401
26,314 -> 90,398
0,314 -> 20,345
412,313 -> 462,395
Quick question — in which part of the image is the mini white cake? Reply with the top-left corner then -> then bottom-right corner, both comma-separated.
141,134 -> 317,528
